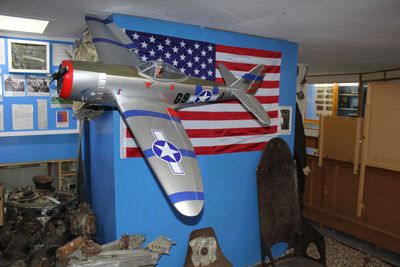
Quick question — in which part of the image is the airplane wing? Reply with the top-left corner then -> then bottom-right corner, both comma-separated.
85,14 -> 143,67
115,95 -> 204,217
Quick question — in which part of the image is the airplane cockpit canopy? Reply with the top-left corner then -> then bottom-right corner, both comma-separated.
138,61 -> 186,81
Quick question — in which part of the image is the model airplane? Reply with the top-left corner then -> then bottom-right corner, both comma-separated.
52,14 -> 270,217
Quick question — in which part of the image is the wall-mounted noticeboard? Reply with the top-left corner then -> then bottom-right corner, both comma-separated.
0,35 -> 78,136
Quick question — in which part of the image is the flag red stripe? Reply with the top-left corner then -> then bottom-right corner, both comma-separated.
186,126 -> 277,138
216,60 -> 281,73
177,110 -> 279,120
194,142 -> 269,155
222,95 -> 279,104
216,44 -> 281,58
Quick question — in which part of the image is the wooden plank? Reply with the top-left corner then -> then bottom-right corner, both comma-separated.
368,82 -> 400,106
321,116 -> 359,163
365,104 -> 400,172
353,118 -> 362,174
318,116 -> 325,167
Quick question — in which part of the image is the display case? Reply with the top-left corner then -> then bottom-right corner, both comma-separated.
337,83 -> 359,117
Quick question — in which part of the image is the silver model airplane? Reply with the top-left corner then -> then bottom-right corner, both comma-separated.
52,14 -> 270,217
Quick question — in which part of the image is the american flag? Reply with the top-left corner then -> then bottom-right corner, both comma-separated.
120,30 -> 281,158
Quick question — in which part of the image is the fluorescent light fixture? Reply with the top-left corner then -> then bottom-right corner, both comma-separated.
314,83 -> 334,87
339,82 -> 359,86
0,15 -> 49,33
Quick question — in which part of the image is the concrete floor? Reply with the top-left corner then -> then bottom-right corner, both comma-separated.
251,226 -> 400,267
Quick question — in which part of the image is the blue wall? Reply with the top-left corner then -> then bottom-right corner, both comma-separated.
90,14 -> 297,266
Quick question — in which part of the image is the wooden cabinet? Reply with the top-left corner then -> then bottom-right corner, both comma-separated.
304,156 -> 400,254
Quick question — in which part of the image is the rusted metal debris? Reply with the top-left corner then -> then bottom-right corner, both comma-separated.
0,176 -> 97,267
57,234 -> 175,267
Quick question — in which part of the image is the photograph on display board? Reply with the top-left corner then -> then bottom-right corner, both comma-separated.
26,76 -> 50,96
7,39 -> 50,73
4,74 -> 25,96
279,106 -> 292,135
56,110 -> 69,128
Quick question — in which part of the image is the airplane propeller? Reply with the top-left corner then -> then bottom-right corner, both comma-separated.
51,64 -> 69,94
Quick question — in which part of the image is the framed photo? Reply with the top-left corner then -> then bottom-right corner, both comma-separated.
7,39 -> 50,73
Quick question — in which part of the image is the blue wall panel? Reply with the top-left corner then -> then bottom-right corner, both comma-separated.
0,134 -> 78,163
89,14 -> 298,266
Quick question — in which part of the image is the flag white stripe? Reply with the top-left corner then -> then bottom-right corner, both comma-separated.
216,52 -> 281,66
182,118 -> 278,129
215,71 -> 280,81
255,88 -> 279,96
181,103 -> 279,112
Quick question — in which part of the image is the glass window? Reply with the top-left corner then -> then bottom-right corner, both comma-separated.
139,61 -> 186,81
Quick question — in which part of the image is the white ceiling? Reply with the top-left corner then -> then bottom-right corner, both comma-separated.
1,0 -> 399,75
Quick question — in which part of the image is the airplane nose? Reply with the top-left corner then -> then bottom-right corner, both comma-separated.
174,200 -> 204,217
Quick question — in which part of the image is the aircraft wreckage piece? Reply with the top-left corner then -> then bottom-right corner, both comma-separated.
57,234 -> 174,267
184,227 -> 232,267
52,14 -> 271,217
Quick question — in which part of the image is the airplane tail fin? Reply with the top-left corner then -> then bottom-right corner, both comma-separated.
218,63 -> 270,125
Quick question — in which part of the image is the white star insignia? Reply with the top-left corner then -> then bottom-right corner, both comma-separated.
187,48 -> 193,55
141,55 -> 148,61
165,38 -> 171,45
208,70 -> 213,76
197,94 -> 209,102
208,45 -> 213,51
141,41 -> 148,49
194,56 -> 200,62
149,36 -> 156,43
149,49 -> 156,57
172,46 -> 179,53
180,54 -> 186,61
155,142 -> 179,161
201,50 -> 207,56
180,40 -> 186,47
194,68 -> 200,75
165,52 -> 171,59
200,62 -> 206,69
208,57 -> 213,64
201,75 -> 206,80
180,67 -> 186,73
187,61 -> 193,68
172,59 -> 179,66
157,43 -> 164,51
194,43 -> 200,49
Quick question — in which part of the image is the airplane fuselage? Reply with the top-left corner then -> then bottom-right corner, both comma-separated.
59,60 -> 235,110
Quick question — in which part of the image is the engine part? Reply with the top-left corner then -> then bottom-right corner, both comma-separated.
68,203 -> 96,237
189,236 -> 217,267
32,175 -> 54,192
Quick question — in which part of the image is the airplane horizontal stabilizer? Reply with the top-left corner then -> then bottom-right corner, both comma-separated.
231,64 -> 265,94
231,89 -> 270,126
217,63 -> 237,86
